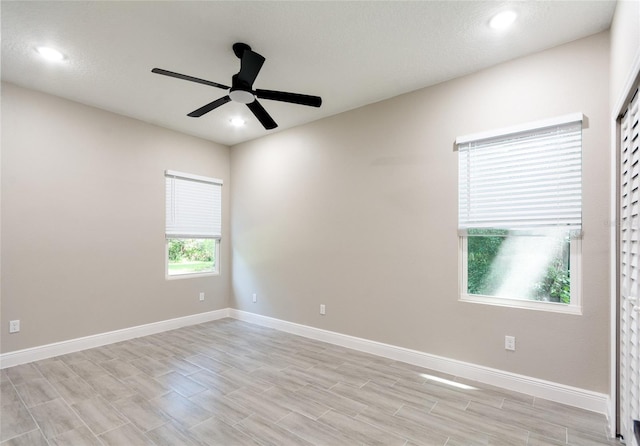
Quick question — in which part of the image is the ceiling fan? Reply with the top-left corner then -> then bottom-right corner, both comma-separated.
152,43 -> 322,130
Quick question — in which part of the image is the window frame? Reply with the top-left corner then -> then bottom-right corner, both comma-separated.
164,170 -> 222,280
456,113 -> 583,314
458,234 -> 582,314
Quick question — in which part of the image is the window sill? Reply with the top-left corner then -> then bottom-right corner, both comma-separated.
166,271 -> 218,280
459,293 -> 582,315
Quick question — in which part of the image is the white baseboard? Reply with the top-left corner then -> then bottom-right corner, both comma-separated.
0,307 -> 610,419
0,309 -> 230,369
229,309 -> 611,416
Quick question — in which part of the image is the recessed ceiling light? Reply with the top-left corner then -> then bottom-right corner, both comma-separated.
489,10 -> 517,30
230,117 -> 246,127
36,46 -> 65,62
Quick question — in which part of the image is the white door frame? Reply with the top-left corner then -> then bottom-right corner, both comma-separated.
610,53 -> 640,439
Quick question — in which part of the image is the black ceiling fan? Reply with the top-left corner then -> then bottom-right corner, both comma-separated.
152,43 -> 322,130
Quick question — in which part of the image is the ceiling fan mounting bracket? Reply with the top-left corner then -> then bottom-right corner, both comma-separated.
232,42 -> 251,59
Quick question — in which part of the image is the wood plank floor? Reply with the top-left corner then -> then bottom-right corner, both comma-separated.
0,318 -> 620,445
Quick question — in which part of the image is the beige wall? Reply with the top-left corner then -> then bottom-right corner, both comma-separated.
0,30 -> 615,393
230,32 -> 611,392
1,83 -> 231,353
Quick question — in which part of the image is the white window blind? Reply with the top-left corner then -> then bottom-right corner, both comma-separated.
165,170 -> 222,239
457,114 -> 583,234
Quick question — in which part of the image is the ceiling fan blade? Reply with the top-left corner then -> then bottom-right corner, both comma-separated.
152,68 -> 229,90
255,89 -> 322,107
187,96 -> 231,117
247,100 -> 277,130
236,50 -> 265,87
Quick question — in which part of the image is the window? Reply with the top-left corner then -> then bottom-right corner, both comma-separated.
457,113 -> 583,313
165,170 -> 222,278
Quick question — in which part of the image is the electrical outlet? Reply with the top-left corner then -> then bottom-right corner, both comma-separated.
9,320 -> 20,334
199,292 -> 205,301
320,304 -> 326,315
505,335 -> 516,351
252,293 -> 257,303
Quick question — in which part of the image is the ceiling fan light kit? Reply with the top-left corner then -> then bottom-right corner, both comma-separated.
152,42 -> 322,130
228,89 -> 255,104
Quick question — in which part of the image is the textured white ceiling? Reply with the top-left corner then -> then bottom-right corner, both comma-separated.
1,1 -> 615,146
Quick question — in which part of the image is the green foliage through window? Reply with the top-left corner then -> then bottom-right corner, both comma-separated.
467,230 -> 570,303
167,238 -> 216,275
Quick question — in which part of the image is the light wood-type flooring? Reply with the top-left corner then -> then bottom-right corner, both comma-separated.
0,318 -> 620,445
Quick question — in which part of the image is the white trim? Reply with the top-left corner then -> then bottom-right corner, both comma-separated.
455,112 -> 584,145
609,48 -> 640,439
229,309 -> 609,415
0,309 -> 229,369
164,169 -> 223,185
165,235 -> 222,240
611,49 -> 640,121
165,271 -> 219,280
458,235 -> 582,315
610,92 -> 620,441
459,294 -> 582,315
0,306 -> 610,415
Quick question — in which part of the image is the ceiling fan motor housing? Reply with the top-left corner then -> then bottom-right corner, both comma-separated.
229,73 -> 256,104
229,87 -> 255,104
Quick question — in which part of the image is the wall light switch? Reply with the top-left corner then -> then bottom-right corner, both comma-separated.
252,293 -> 257,303
320,304 -> 326,315
199,292 -> 205,301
